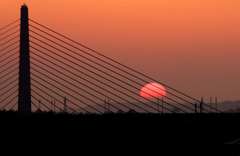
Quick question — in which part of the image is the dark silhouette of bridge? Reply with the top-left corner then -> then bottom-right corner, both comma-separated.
0,4 -> 221,115
2,5 -> 240,155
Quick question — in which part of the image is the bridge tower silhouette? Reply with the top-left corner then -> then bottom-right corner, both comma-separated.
18,4 -> 31,115
0,4 -> 222,115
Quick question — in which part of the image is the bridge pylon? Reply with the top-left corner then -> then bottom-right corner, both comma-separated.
18,4 -> 31,115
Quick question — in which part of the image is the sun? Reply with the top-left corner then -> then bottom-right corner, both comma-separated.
140,83 -> 166,99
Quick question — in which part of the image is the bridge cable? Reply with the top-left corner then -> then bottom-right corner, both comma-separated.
0,67 -> 18,81
31,101 -> 39,111
30,48 -> 158,113
29,41 -> 181,113
30,20 -> 219,113
30,47 -> 171,113
29,26 -> 193,108
0,51 -> 19,64
31,94 -> 52,112
0,57 -> 19,71
0,95 -> 18,111
31,82 -> 90,114
29,19 -> 201,105
30,59 -> 135,113
31,64 -> 117,113
0,46 -> 19,58
0,78 -> 18,92
0,87 -> 18,103
0,72 -> 18,86
0,19 -> 19,31
0,41 -> 19,53
31,72 -> 103,114
29,23 -> 196,102
30,55 -> 146,114
30,47 -> 170,113
30,25 -> 188,105
29,32 -> 194,112
31,90 -> 77,114
9,101 -> 18,110
0,35 -> 20,47
0,29 -> 20,41
31,101 -> 40,112
29,20 -> 219,112
31,89 -> 77,114
31,66 -> 109,113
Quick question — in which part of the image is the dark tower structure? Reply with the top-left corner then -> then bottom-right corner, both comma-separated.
18,4 -> 31,115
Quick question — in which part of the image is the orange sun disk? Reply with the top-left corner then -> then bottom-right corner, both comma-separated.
140,83 -> 167,98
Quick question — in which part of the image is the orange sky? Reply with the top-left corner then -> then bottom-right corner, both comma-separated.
1,0 -> 240,103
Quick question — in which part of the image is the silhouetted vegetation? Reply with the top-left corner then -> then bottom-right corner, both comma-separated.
1,110 -> 240,155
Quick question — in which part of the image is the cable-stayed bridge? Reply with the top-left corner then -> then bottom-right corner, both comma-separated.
0,4 -> 221,115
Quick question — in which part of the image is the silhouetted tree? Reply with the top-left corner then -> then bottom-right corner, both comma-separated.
116,109 -> 124,114
127,109 -> 137,114
172,107 -> 180,113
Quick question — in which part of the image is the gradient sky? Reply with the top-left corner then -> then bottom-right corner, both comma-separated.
1,0 -> 240,103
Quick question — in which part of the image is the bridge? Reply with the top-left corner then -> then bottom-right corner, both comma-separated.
1,5 -> 240,155
0,4 -> 221,115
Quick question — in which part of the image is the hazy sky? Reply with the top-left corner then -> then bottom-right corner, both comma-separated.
1,0 -> 240,104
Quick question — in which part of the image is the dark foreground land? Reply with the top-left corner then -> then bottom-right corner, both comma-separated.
1,111 -> 240,155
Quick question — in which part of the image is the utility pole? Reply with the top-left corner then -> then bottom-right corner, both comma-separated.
18,4 -> 31,115
39,100 -> 41,110
104,99 -> 106,114
64,97 -> 67,113
210,97 -> 212,113
195,103 -> 197,114
215,97 -> 217,113
54,100 -> 55,113
51,100 -> 53,111
108,99 -> 110,113
200,97 -> 203,114
162,98 -> 163,114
